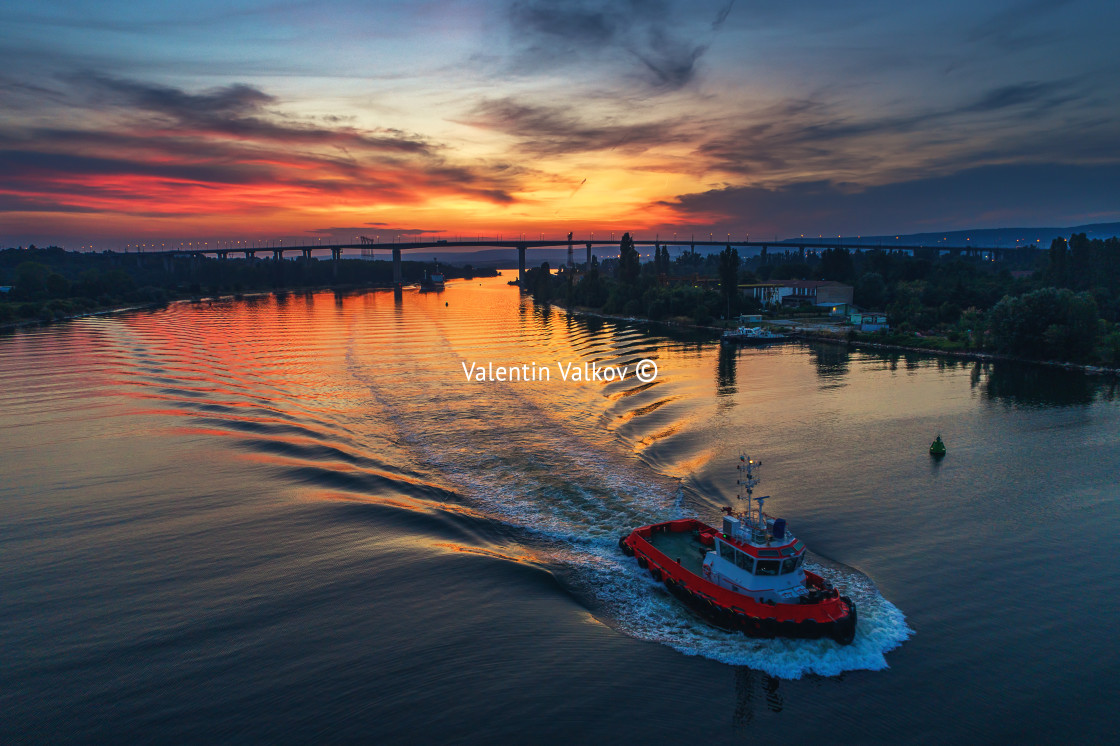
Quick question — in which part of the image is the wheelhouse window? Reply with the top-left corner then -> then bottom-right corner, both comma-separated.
735,551 -> 754,573
781,557 -> 798,574
719,540 -> 735,560
756,559 -> 779,576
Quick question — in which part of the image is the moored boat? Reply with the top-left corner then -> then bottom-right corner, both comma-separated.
420,265 -> 446,291
721,326 -> 788,344
619,455 -> 857,644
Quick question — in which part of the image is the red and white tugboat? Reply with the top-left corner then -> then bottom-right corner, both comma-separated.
619,454 -> 857,644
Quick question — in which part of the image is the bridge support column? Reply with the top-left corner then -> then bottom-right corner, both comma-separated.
567,232 -> 573,268
331,247 -> 341,280
585,242 -> 592,267
392,247 -> 402,285
245,250 -> 255,262
273,249 -> 282,262
518,244 -> 526,287
302,248 -> 312,261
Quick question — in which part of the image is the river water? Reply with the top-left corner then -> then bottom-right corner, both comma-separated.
3,274 -> 1118,743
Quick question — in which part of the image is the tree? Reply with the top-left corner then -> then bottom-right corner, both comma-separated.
617,232 -> 640,285
1047,236 -> 1070,286
855,272 -> 886,308
818,248 -> 854,283
14,261 -> 49,299
718,244 -> 740,318
989,287 -> 1099,361
654,244 -> 670,275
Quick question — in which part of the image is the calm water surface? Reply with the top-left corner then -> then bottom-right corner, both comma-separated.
2,274 -> 1119,743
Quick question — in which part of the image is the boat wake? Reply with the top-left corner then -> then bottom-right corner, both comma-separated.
344,302 -> 912,679
555,541 -> 912,679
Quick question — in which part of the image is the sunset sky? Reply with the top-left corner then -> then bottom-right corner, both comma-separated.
3,0 -> 1119,247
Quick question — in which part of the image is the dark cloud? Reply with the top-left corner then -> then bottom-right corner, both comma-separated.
0,73 -> 524,217
659,163 -> 1120,236
0,148 -> 267,185
966,0 -> 1074,48
712,0 -> 736,31
75,72 -> 275,116
961,81 -> 1073,113
695,80 -> 1092,178
68,72 -> 435,155
506,0 -> 730,90
306,226 -> 444,237
509,0 -> 620,43
465,98 -> 686,156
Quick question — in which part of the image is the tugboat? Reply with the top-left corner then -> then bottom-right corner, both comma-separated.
619,455 -> 857,644
930,434 -> 946,458
721,326 -> 788,344
419,264 -> 446,292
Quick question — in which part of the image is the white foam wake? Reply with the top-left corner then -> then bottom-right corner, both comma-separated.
554,541 -> 913,679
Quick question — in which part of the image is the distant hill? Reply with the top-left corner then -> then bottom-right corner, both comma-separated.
785,222 -> 1120,249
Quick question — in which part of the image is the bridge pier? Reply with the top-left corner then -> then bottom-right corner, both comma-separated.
302,248 -> 312,261
331,247 -> 341,280
567,232 -> 574,268
273,249 -> 282,262
392,247 -> 402,285
585,242 -> 592,268
244,250 -> 256,262
518,244 -> 526,287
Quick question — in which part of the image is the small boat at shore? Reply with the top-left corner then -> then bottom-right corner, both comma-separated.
419,265 -> 446,292
721,326 -> 788,344
619,455 -> 857,644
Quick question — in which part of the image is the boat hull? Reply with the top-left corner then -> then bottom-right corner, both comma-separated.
720,334 -> 787,345
620,519 -> 857,644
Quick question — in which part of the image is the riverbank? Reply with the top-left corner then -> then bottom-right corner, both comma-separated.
549,298 -> 1120,379
0,280 -> 433,333
787,327 -> 1120,378
0,302 -> 169,332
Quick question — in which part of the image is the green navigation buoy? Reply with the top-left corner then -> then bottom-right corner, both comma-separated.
930,433 -> 946,458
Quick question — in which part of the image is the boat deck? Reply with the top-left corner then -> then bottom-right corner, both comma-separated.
646,528 -> 706,577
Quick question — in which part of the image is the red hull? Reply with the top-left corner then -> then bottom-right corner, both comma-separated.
620,519 -> 857,644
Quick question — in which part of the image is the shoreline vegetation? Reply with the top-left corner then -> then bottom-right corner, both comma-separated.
0,245 -> 495,331
521,231 -> 1120,376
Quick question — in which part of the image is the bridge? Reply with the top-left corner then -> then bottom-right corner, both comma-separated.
107,236 -> 1028,287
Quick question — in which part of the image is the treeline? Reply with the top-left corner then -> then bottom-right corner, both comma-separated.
842,234 -> 1120,365
524,233 -> 745,325
0,246 -> 491,325
525,231 -> 1120,367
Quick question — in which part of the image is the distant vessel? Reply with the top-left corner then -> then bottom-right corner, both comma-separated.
930,434 -> 946,457
420,265 -> 446,291
721,326 -> 788,344
619,454 -> 857,644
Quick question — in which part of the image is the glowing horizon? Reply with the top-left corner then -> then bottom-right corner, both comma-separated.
3,1 -> 1120,248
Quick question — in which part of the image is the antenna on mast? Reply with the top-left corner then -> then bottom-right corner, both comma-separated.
736,452 -> 763,527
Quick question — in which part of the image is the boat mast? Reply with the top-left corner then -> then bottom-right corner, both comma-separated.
737,453 -> 762,527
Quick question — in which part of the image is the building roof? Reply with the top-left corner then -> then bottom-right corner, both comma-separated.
778,280 -> 851,289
